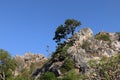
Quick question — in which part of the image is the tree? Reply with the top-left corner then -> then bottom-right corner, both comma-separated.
64,19 -> 81,35
0,49 -> 17,80
53,19 -> 81,43
53,25 -> 66,43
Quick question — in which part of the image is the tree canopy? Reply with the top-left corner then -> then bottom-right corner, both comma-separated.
53,19 -> 81,43
0,49 -> 17,80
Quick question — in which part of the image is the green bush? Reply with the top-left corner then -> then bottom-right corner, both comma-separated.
0,49 -> 17,80
88,54 -> 120,80
62,69 -> 88,80
52,43 -> 66,58
52,43 -> 71,61
88,60 -> 97,68
14,68 -> 33,80
61,59 -> 74,73
40,72 -> 57,80
62,70 -> 80,80
95,33 -> 110,41
14,76 -> 30,80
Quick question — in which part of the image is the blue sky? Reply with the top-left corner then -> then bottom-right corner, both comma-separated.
0,0 -> 120,57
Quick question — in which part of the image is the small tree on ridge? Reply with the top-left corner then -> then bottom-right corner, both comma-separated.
53,19 -> 81,44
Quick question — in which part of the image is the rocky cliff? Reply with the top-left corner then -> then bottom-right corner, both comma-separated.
14,52 -> 48,76
32,28 -> 120,80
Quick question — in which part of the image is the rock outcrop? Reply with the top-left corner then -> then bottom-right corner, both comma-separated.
32,28 -> 120,79
14,53 -> 48,76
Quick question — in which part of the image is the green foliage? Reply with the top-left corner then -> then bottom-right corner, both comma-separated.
29,63 -> 36,74
64,19 -> 81,35
79,74 -> 88,80
82,40 -> 91,49
14,76 -> 29,80
60,44 -> 70,56
88,54 -> 120,80
40,72 -> 57,80
53,19 -> 81,43
61,59 -> 74,73
52,43 -> 65,58
53,25 -> 66,43
14,68 -> 34,80
52,43 -> 71,60
0,49 -> 17,80
62,70 -> 80,80
88,60 -> 97,68
95,32 -> 110,41
97,56 -> 120,79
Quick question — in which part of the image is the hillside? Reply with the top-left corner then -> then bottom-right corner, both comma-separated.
0,27 -> 120,80
32,28 -> 120,80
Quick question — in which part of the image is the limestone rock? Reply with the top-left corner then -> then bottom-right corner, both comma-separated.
32,28 -> 120,79
111,41 -> 120,51
14,52 -> 47,76
70,28 -> 93,46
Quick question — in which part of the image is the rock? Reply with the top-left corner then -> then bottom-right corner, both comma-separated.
111,41 -> 120,51
14,52 -> 47,76
70,28 -> 93,46
32,28 -> 120,79
103,48 -> 114,57
109,32 -> 119,41
79,62 -> 89,74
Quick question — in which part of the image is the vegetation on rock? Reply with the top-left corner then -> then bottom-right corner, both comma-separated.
88,54 -> 120,80
0,19 -> 120,80
60,59 -> 74,73
95,32 -> 110,41
39,72 -> 57,80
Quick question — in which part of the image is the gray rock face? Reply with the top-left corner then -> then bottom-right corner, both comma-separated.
67,28 -> 120,59
111,41 -> 120,51
14,53 -> 47,76
32,28 -> 120,79
67,47 -> 86,64
109,32 -> 119,41
70,28 -> 93,46
66,28 -> 120,75
67,28 -> 93,62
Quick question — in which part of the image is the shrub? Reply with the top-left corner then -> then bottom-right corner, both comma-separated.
0,49 -> 17,80
52,43 -> 71,61
62,69 -> 88,80
60,59 -> 74,73
14,68 -> 33,80
88,60 -> 97,68
52,43 -> 66,58
95,33 -> 110,41
40,72 -> 57,80
88,54 -> 120,80
62,70 -> 80,80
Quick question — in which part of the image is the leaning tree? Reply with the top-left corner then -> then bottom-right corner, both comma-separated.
53,19 -> 81,44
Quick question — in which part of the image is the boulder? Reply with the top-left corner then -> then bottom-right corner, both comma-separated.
70,28 -> 93,46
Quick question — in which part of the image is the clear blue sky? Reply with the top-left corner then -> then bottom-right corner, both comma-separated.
0,0 -> 120,57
